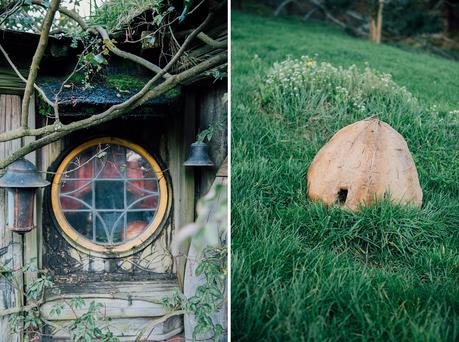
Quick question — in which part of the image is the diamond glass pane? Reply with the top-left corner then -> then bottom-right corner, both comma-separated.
58,143 -> 161,245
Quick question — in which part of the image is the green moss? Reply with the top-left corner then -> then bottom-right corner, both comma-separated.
106,74 -> 146,91
107,74 -> 181,99
164,87 -> 181,99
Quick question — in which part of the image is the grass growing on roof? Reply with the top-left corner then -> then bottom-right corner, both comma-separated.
106,74 -> 146,91
231,11 -> 459,341
89,0 -> 164,32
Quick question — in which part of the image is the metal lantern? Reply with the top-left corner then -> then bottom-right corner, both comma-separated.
0,159 -> 50,233
184,142 -> 215,167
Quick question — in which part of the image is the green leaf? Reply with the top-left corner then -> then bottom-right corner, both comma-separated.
69,297 -> 86,310
195,262 -> 205,276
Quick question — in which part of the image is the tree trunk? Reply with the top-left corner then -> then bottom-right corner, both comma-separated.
369,17 -> 376,42
369,0 -> 384,43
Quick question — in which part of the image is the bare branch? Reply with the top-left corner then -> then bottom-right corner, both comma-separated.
135,52 -> 227,108
30,0 -> 194,81
95,26 -> 171,78
31,0 -> 88,30
29,0 -> 217,81
155,13 -> 213,80
21,0 -> 61,129
197,32 -> 227,48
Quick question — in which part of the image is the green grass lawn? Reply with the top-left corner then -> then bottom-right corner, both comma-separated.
231,11 -> 459,341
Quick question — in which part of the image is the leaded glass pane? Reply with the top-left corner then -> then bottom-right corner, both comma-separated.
57,143 -> 161,245
65,211 -> 93,240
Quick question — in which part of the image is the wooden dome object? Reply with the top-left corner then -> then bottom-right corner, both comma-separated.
307,117 -> 422,210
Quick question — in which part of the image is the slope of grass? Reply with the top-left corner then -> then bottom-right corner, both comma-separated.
231,11 -> 459,341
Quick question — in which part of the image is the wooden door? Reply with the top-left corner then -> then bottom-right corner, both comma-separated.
38,108 -> 196,341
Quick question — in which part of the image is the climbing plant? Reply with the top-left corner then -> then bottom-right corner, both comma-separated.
1,258 -> 119,341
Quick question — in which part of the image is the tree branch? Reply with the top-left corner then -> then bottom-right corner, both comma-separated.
136,52 -> 227,108
95,26 -> 171,79
154,12 -> 213,80
30,0 -> 216,82
197,32 -> 227,48
0,302 -> 42,318
21,0 -> 61,129
31,0 -> 88,30
31,1 -> 190,81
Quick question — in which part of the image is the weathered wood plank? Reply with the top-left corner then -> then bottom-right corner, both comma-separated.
24,94 -> 38,287
0,94 -> 25,342
0,94 -> 14,342
197,84 -> 227,195
52,280 -> 179,297
9,96 -> 24,342
47,316 -> 182,341
41,280 -> 183,339
42,279 -> 181,317
169,92 -> 196,288
41,298 -> 169,320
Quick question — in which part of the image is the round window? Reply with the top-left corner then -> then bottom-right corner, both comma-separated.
51,137 -> 169,256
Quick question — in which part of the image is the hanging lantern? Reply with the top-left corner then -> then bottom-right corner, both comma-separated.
0,159 -> 50,233
307,117 -> 422,211
184,142 -> 214,167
